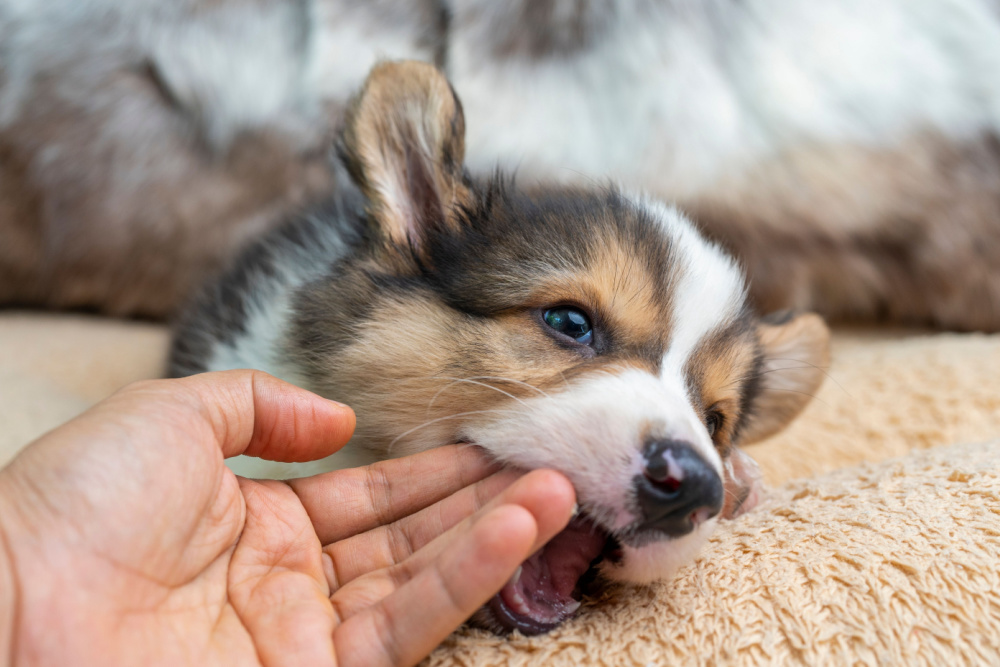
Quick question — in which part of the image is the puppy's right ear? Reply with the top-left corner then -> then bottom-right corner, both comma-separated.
340,61 -> 471,257
739,311 -> 830,444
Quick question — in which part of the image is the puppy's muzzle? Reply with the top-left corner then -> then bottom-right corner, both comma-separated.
636,439 -> 723,537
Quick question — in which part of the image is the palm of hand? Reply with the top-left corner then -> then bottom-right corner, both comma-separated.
0,372 -> 574,667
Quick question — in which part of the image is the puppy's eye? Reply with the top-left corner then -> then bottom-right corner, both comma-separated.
705,412 -> 723,438
543,307 -> 593,345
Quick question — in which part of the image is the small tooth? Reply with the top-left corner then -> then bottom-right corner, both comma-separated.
565,599 -> 582,614
509,565 -> 522,586
508,588 -> 532,616
570,503 -> 580,517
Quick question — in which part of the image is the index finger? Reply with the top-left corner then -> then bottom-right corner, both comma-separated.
334,504 -> 538,667
287,445 -> 501,544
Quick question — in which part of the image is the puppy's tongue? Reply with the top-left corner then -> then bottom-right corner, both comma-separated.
489,515 -> 608,635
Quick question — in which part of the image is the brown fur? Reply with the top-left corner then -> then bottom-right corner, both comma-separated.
0,76 -> 333,317
568,239 -> 674,352
683,312 -> 829,451
686,134 -> 1000,332
683,320 -> 760,452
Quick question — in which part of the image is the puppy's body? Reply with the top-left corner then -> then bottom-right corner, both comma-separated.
171,62 -> 829,634
4,0 -> 1000,327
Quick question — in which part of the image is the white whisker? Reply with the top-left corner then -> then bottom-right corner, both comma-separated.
426,377 -> 527,417
387,408 -> 521,455
464,376 -> 551,398
425,375 -> 552,417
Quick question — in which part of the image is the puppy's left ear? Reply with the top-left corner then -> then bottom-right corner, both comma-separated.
339,60 -> 471,257
739,311 -> 831,444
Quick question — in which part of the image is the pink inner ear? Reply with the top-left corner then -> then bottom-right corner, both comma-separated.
721,447 -> 764,519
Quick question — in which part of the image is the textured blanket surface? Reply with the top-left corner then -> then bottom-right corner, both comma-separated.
428,441 -> 1000,666
751,328 -> 1000,485
1,312 -> 999,665
429,443 -> 1000,666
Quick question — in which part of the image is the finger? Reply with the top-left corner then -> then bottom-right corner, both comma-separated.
321,469 -> 520,588
333,502 -> 560,667
326,470 -> 575,622
227,479 -> 337,667
380,469 -> 576,584
166,370 -> 356,462
288,445 -> 499,544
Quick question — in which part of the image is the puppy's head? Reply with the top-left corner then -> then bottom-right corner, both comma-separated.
296,61 -> 830,634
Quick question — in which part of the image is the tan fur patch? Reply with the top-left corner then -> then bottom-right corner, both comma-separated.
307,294 -> 591,456
576,236 -> 672,350
684,324 -> 759,452
523,235 -> 672,360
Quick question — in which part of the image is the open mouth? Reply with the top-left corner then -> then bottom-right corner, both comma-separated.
487,513 -> 621,635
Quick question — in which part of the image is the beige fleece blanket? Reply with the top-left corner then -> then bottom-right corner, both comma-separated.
2,312 -> 999,664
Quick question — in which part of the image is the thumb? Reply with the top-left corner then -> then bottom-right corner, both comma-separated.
171,370 -> 356,462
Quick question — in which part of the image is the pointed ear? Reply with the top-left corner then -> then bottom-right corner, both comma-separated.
339,60 -> 471,255
739,311 -> 831,444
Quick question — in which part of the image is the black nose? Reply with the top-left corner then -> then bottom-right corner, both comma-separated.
635,439 -> 723,537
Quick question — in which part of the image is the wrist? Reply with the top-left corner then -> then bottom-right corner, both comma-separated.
0,471 -> 19,667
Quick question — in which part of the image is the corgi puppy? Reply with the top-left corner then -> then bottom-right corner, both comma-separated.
169,61 -> 829,634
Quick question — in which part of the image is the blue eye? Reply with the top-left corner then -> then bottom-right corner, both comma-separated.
543,307 -> 594,345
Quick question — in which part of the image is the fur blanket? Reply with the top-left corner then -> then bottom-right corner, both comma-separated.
2,312 -> 998,664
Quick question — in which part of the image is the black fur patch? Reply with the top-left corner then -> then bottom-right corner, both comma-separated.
168,190 -> 365,377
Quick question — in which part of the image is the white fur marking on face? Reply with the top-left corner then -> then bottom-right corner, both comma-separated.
465,359 -> 725,585
632,198 -> 747,455
464,367 -> 717,532
661,212 -> 745,374
460,348 -> 728,585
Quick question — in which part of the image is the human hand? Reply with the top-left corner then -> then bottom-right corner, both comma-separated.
0,370 -> 576,666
